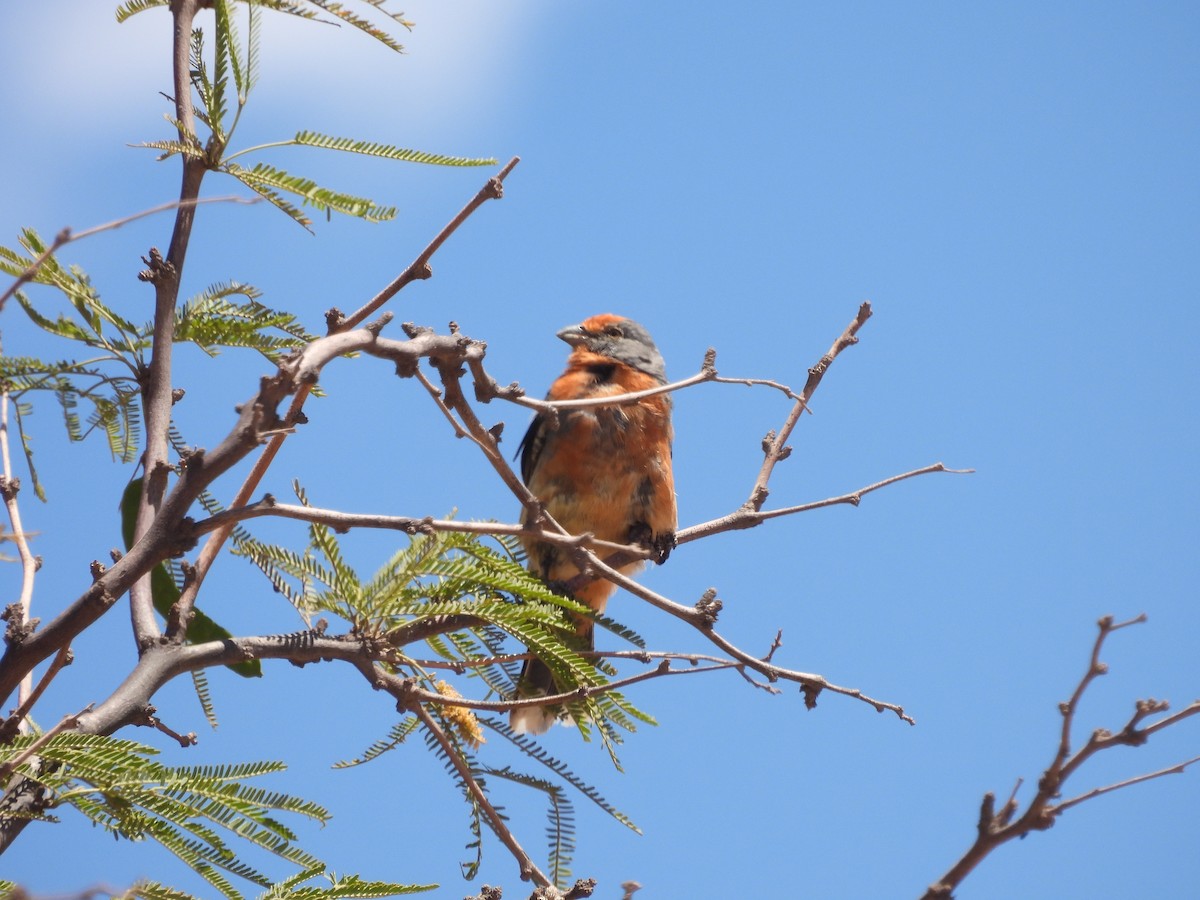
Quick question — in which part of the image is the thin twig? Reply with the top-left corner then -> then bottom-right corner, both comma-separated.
0,646 -> 72,742
0,196 -> 258,312
0,705 -> 91,781
340,156 -> 520,330
0,394 -> 38,723
747,301 -> 873,512
679,463 -> 973,544
190,500 -> 640,559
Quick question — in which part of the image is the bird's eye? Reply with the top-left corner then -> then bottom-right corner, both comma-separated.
604,324 -> 624,338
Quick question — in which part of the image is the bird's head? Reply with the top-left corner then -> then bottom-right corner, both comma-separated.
557,313 -> 667,383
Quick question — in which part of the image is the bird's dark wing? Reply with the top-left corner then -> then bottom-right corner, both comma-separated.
517,412 -> 548,485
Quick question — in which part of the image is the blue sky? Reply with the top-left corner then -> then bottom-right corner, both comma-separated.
2,2 -> 1198,898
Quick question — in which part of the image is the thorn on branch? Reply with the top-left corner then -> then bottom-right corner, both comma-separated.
488,422 -> 505,443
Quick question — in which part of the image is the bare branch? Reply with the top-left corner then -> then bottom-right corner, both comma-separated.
921,614 -> 1196,899
680,463 -> 973,543
190,499 -> 640,559
340,156 -> 520,331
1053,754 -> 1200,815
747,301 -> 873,512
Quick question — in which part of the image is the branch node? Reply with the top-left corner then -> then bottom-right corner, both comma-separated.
366,311 -> 394,336
695,588 -> 723,627
801,682 -> 822,710
1,603 -> 38,646
324,307 -> 346,332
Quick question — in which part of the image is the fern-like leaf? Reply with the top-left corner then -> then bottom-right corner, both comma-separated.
115,0 -> 170,22
332,717 -> 420,769
480,716 -> 642,834
292,131 -> 495,168
192,668 -> 220,729
2,733 -> 331,898
133,139 -> 208,162
481,768 -> 576,889
174,286 -> 315,362
300,1 -> 406,52
251,1 -> 321,22
224,161 -> 397,224
263,874 -> 436,898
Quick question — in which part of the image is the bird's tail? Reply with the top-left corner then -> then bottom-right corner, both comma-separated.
510,621 -> 596,735
509,657 -> 560,735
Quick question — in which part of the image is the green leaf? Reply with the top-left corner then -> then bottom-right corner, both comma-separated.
224,161 -> 396,224
11,401 -> 46,502
115,0 -> 170,22
2,732 -> 340,897
174,286 -> 315,362
293,131 -> 496,168
121,479 -> 262,678
133,139 -> 208,162
300,1 -> 407,53
332,717 -> 419,769
251,1 -> 321,22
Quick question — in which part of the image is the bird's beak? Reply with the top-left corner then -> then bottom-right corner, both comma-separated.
556,324 -> 587,347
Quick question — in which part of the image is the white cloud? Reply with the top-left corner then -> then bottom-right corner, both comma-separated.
6,2 -> 547,136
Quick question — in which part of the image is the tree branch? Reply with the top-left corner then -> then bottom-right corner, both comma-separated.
921,614 -> 1196,899
163,158 -> 519,644
128,0 -> 210,650
746,301 -> 872,512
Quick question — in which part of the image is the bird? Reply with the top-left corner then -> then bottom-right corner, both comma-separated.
510,313 -> 677,735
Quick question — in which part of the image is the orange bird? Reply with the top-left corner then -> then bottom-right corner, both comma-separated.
511,314 -> 677,734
